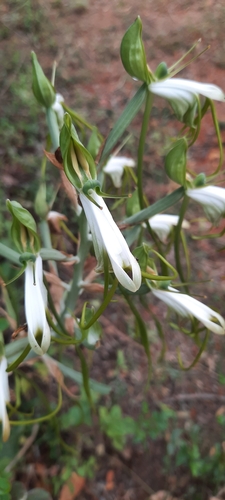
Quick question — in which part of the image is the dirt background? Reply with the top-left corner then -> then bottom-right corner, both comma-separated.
1,0 -> 225,499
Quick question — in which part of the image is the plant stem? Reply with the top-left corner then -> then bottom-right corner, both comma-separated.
63,210 -> 90,316
39,220 -> 58,274
46,107 -> 60,151
174,194 -> 189,292
137,91 -> 153,210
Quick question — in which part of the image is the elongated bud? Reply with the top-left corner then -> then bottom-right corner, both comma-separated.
154,62 -> 168,80
6,200 -> 40,253
165,138 -> 187,186
31,51 -> 55,108
60,113 -> 97,190
87,127 -> 102,160
120,17 -> 150,84
34,182 -> 49,219
193,172 -> 206,187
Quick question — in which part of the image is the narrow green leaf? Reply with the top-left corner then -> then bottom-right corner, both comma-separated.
100,84 -> 147,162
40,248 -> 77,262
56,359 -> 111,395
123,187 -> 185,225
0,243 -> 21,265
6,344 -> 31,372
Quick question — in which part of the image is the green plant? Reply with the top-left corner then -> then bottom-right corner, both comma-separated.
99,404 -> 136,450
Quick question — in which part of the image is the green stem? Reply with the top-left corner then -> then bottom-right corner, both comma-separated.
39,220 -> 58,274
174,195 -> 189,292
63,210 -> 90,316
137,91 -> 153,210
81,278 -> 118,330
46,107 -> 60,151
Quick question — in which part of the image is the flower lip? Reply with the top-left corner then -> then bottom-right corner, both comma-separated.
25,255 -> 51,355
152,286 -> 225,335
80,190 -> 141,292
148,214 -> 189,241
149,78 -> 225,101
186,185 -> 225,223
103,156 -> 135,188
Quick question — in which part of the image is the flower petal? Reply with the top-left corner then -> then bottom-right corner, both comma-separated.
186,186 -> 225,223
103,156 -> 135,188
152,286 -> 225,334
0,357 -> 10,442
149,79 -> 225,101
80,191 -> 141,292
25,256 -> 51,355
149,214 -> 189,242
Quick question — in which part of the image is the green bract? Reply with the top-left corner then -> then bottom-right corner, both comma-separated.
120,17 -> 150,84
6,200 -> 40,254
60,113 -> 97,190
31,52 -> 55,108
165,138 -> 187,186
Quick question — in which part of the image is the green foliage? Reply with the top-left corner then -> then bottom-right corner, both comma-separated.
99,404 -> 136,450
133,403 -> 176,443
165,419 -> 225,491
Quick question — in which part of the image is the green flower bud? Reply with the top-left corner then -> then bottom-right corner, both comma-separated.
194,172 -> 206,187
31,51 -> 55,108
87,127 -> 102,160
34,183 -> 49,219
126,190 -> 140,217
154,62 -> 168,80
165,138 -> 187,186
6,200 -> 40,254
60,113 -> 97,190
120,17 -> 150,84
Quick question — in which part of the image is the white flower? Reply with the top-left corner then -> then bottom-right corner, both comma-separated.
186,185 -> 225,223
52,93 -> 64,129
148,214 -> 189,242
80,190 -> 141,292
0,356 -> 10,442
152,286 -> 225,335
25,255 -> 51,355
103,156 -> 135,188
149,79 -> 225,119
149,79 -> 225,101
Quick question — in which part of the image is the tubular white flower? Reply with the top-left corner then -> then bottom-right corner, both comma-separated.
152,286 -> 225,335
25,255 -> 51,355
0,356 -> 10,442
149,78 -> 225,103
52,93 -> 64,129
186,185 -> 225,223
148,214 -> 189,242
80,190 -> 141,292
103,156 -> 135,188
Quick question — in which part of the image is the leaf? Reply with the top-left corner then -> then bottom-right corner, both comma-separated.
27,488 -> 52,500
55,360 -> 111,395
100,83 -> 147,162
123,187 -> 185,225
11,481 -> 27,500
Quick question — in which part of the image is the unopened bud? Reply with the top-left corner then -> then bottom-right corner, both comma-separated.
31,51 -> 55,108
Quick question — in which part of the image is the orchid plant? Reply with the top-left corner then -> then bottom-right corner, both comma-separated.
1,16 -> 225,440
